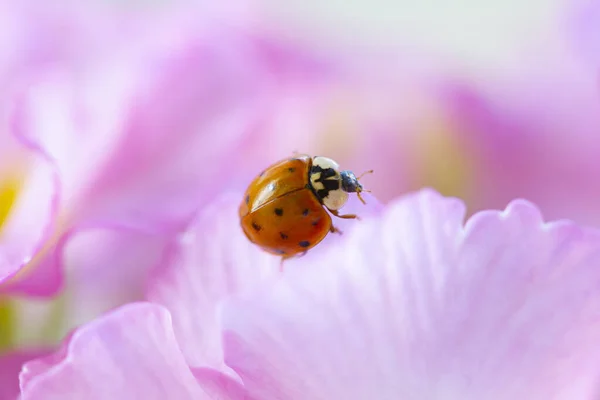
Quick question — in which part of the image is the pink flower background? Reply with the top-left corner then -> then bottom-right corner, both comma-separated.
1,0 -> 599,398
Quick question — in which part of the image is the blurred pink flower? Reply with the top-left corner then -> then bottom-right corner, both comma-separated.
440,77 -> 600,225
19,189 -> 600,399
569,0 -> 600,66
308,57 -> 600,226
0,1 -> 331,299
248,0 -> 600,227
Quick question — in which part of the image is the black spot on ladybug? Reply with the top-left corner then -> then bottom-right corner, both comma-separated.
279,232 -> 288,240
288,167 -> 296,173
311,218 -> 321,226
274,208 -> 284,216
299,240 -> 311,248
251,222 -> 261,231
302,209 -> 309,217
245,195 -> 250,205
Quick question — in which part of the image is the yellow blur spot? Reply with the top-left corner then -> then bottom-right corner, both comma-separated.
0,298 -> 15,349
316,88 -> 476,203
0,177 -> 21,351
0,178 -> 19,231
317,91 -> 361,156
0,174 -> 66,352
411,117 -> 475,200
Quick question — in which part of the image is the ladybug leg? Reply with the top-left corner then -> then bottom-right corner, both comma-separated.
279,256 -> 287,272
356,190 -> 371,205
330,209 -> 361,221
330,225 -> 343,235
279,250 -> 310,271
279,253 -> 298,272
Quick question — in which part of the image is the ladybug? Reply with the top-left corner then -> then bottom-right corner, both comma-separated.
239,154 -> 372,263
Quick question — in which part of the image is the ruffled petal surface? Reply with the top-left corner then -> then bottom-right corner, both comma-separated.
147,190 -> 382,372
146,194 -> 279,370
19,303 -> 227,400
222,189 -> 600,399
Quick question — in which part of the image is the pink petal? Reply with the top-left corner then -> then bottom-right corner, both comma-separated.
0,113 -> 60,291
146,194 -> 279,371
53,225 -> 172,331
222,189 -> 600,399
443,79 -> 600,227
148,190 -> 382,372
192,367 -> 255,400
20,303 -> 216,400
0,349 -> 49,400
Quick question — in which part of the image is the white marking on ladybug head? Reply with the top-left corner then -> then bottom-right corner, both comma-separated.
310,156 -> 349,211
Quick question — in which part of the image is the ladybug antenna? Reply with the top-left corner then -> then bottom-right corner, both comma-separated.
357,169 -> 374,180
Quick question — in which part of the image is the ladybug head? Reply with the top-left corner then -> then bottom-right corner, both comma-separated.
341,169 -> 373,205
340,170 -> 363,193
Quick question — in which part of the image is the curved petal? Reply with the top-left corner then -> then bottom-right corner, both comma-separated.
20,303 -> 214,400
222,189 -> 600,399
147,191 -> 383,372
192,367 -> 256,400
0,107 -> 61,292
54,225 -> 172,334
0,349 -> 49,400
146,194 -> 280,371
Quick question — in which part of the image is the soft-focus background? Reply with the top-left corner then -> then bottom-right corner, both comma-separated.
0,0 -> 599,397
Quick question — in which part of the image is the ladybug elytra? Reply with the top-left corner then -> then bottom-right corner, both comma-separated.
239,154 -> 371,265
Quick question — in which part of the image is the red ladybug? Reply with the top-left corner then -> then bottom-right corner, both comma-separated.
239,154 -> 371,263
